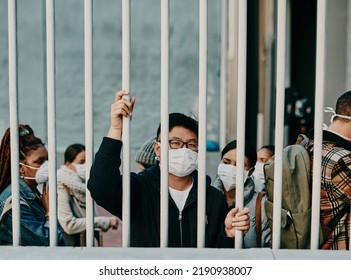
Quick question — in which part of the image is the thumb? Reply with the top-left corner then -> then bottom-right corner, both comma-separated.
115,90 -> 129,102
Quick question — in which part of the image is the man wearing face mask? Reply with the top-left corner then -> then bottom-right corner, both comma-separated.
88,90 -> 250,247
299,91 -> 351,250
213,140 -> 271,248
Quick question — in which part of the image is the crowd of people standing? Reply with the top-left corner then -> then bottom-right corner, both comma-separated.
0,89 -> 350,250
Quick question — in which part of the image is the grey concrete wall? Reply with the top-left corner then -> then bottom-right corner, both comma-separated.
0,0 -> 222,154
324,0 -> 349,116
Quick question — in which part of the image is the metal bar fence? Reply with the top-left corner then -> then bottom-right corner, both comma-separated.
4,0 -> 343,253
8,0 -> 21,246
310,0 -> 326,250
234,0 -> 247,249
121,0 -> 131,248
197,0 -> 208,248
45,0 -> 58,247
271,0 -> 286,250
84,0 -> 95,247
160,0 -> 170,248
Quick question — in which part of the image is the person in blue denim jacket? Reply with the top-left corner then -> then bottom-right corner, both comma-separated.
0,124 -> 65,246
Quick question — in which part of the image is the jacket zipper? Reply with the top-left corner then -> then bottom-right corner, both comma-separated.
178,211 -> 183,247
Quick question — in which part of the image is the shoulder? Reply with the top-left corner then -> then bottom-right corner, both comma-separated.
324,145 -> 351,167
207,185 -> 226,202
0,185 -> 12,200
0,185 -> 12,211
57,166 -> 67,177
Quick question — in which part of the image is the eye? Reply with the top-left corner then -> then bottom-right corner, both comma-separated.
188,142 -> 198,149
170,140 -> 182,147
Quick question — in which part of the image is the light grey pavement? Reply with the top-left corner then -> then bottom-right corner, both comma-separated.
1,247 -> 351,260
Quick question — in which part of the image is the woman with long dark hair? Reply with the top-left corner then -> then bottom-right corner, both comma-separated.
0,124 -> 65,245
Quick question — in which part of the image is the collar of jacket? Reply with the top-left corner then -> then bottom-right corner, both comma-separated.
307,128 -> 351,151
19,178 -> 39,201
140,164 -> 212,198
213,176 -> 255,207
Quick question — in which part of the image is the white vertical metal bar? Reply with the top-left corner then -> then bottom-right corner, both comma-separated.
227,0 -> 236,60
348,1 -> 351,91
234,0 -> 247,249
197,0 -> 207,248
8,0 -> 21,246
84,0 -> 95,247
257,113 -> 264,149
310,0 -> 326,250
272,0 -> 287,249
46,0 -> 58,246
122,0 -> 131,248
285,0 -> 291,88
219,0 -> 227,150
160,0 -> 169,248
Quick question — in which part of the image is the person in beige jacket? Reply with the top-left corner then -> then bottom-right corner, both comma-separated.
57,143 -> 118,246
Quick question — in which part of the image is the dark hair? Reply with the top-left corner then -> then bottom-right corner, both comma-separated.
335,90 -> 351,121
221,140 -> 257,168
64,143 -> 85,164
260,145 -> 275,155
156,112 -> 198,140
0,124 -> 45,193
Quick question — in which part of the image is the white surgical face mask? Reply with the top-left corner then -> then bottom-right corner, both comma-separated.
252,162 -> 265,183
35,161 -> 49,184
168,148 -> 198,177
217,163 -> 248,192
73,163 -> 86,180
20,160 -> 49,184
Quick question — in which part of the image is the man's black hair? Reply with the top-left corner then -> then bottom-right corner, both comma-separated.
156,112 -> 198,140
336,90 -> 351,119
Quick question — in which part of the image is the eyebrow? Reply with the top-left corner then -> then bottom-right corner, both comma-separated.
33,156 -> 47,164
169,137 -> 198,141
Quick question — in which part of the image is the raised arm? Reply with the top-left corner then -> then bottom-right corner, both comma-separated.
87,90 -> 136,217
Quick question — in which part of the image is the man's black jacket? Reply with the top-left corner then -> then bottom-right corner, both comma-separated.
88,137 -> 234,247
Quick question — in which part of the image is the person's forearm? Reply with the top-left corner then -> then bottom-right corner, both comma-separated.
107,127 -> 122,140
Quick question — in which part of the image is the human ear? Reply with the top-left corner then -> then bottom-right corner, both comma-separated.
19,164 -> 25,176
153,142 -> 161,157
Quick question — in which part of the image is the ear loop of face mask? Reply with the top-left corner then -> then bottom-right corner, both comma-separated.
19,162 -> 39,180
324,107 -> 351,123
324,107 -> 351,141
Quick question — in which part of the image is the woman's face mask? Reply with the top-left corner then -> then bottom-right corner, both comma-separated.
73,163 -> 86,179
168,148 -> 198,177
217,163 -> 248,192
20,160 -> 49,184
252,162 -> 265,183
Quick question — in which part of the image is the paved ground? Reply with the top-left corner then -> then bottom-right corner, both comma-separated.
95,205 -> 122,247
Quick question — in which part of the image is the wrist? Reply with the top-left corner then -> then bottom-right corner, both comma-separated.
45,212 -> 49,221
107,127 -> 122,140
